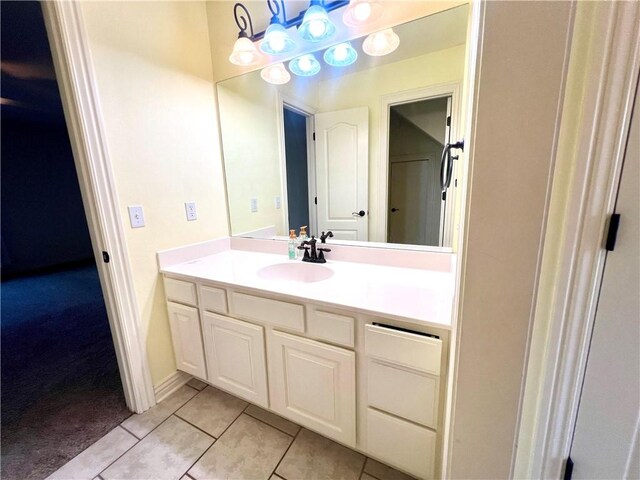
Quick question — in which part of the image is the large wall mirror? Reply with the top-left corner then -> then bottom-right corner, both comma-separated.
218,4 -> 469,249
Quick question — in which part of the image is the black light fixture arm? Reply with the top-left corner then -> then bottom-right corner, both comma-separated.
233,3 -> 255,39
234,0 -> 350,42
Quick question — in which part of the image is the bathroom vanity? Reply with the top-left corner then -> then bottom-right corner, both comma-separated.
159,241 -> 454,479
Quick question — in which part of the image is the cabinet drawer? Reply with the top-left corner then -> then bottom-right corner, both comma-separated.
164,277 -> 197,306
229,291 -> 304,332
367,408 -> 436,479
200,285 -> 228,314
365,324 -> 441,375
368,360 -> 439,428
307,309 -> 355,348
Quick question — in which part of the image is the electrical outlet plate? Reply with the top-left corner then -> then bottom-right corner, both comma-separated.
128,205 -> 145,228
274,196 -> 281,209
185,202 -> 197,221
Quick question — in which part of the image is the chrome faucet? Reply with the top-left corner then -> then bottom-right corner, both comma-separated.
298,236 -> 331,263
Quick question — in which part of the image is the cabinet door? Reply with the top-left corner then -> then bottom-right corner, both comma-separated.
202,312 -> 268,408
269,330 -> 356,446
167,302 -> 206,379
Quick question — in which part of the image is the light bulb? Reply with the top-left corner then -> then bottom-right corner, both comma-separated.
299,56 -> 313,72
354,2 -> 371,22
268,36 -> 286,53
239,52 -> 254,64
289,54 -> 321,76
308,19 -> 326,38
373,32 -> 387,50
261,63 -> 291,85
333,44 -> 348,62
362,28 -> 399,56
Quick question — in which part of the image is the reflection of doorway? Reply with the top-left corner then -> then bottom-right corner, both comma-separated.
283,107 -> 310,231
387,97 -> 450,246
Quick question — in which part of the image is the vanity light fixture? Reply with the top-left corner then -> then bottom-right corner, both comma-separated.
260,0 -> 296,55
260,63 -> 291,84
289,53 -> 321,76
298,0 -> 337,42
323,42 -> 357,67
229,4 -> 263,66
342,0 -> 383,26
362,28 -> 400,56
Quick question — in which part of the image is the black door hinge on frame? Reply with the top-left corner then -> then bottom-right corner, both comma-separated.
102,251 -> 110,263
563,455 -> 574,480
313,132 -> 316,141
605,213 -> 621,251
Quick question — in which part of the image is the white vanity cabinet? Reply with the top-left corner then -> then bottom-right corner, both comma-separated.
201,312 -> 268,408
268,330 -> 356,447
166,302 -> 207,379
162,275 -> 448,480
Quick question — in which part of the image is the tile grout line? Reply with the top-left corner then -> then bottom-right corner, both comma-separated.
173,413 -> 218,440
96,389 -> 202,479
267,425 -> 303,480
243,406 -> 302,438
358,456 -> 369,480
182,406 -> 248,479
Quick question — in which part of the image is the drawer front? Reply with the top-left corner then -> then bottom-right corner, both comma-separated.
365,324 -> 442,375
368,360 -> 439,428
200,285 -> 228,314
367,408 -> 436,479
164,277 -> 197,306
307,309 -> 355,348
229,291 -> 304,332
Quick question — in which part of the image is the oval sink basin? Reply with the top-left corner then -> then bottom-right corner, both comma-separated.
257,262 -> 334,283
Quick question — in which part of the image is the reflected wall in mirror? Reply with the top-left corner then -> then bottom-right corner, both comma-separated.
218,5 -> 468,249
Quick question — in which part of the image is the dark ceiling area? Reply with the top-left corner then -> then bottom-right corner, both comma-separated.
1,1 -> 65,125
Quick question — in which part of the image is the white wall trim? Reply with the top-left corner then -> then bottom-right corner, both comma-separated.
528,2 -> 640,477
377,82 -> 461,245
154,370 -> 192,403
41,1 -> 156,414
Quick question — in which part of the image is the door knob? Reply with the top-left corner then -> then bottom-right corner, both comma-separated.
391,207 -> 400,213
352,210 -> 365,217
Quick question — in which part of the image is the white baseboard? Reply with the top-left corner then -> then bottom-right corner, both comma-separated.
154,370 -> 192,403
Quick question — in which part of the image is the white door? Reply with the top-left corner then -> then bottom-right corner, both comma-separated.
569,82 -> 640,478
315,107 -> 369,241
268,330 -> 356,446
167,302 -> 207,379
202,312 -> 268,408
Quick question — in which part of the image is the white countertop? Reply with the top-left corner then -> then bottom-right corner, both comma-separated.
160,249 -> 455,329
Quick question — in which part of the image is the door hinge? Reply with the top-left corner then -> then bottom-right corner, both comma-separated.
442,191 -> 447,201
446,116 -> 451,127
605,213 -> 621,251
314,196 -> 317,205
563,456 -> 574,480
313,132 -> 316,141
102,251 -> 110,263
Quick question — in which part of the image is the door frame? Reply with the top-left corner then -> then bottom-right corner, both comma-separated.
276,93 -> 318,236
41,1 -> 156,414
523,2 -> 640,477
378,82 -> 461,245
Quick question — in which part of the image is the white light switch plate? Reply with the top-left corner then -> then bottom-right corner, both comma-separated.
185,202 -> 197,221
274,196 -> 281,209
250,197 -> 258,213
128,205 -> 145,228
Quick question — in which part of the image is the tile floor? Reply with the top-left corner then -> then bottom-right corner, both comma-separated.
47,379 -> 416,480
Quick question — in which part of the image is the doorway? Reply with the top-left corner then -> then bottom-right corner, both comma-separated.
1,2 -> 130,478
387,96 -> 451,246
283,107 -> 311,232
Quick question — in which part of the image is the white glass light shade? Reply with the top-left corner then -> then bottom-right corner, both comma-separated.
289,54 -> 321,76
260,63 -> 291,84
323,42 -> 357,67
298,5 -> 336,42
342,0 -> 383,27
229,36 -> 262,66
362,28 -> 400,56
260,23 -> 296,55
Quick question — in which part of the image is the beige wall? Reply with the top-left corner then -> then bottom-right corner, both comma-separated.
316,45 -> 466,242
450,1 -> 573,477
513,3 -> 599,476
80,1 -> 229,386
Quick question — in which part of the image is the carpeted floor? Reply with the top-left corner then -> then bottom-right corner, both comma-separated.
1,264 -> 132,480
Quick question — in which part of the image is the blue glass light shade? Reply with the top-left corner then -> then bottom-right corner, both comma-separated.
289,54 -> 321,77
323,42 -> 358,67
298,5 -> 336,42
260,22 -> 296,55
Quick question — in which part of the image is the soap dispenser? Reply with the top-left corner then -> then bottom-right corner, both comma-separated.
298,226 -> 308,256
288,229 -> 297,260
